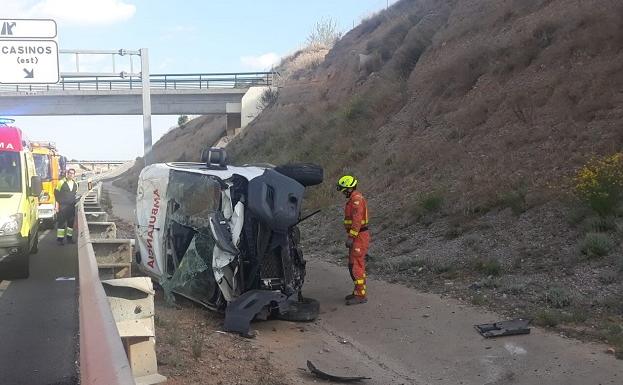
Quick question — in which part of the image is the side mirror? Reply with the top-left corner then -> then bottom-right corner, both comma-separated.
31,176 -> 43,197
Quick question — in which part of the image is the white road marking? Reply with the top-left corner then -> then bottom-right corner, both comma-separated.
0,280 -> 11,298
39,229 -> 51,239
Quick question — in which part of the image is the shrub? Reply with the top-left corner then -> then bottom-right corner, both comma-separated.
257,88 -> 279,110
307,17 -> 341,48
419,192 -> 444,212
166,327 -> 181,347
497,186 -> 527,215
566,205 -> 591,225
575,153 -> 623,215
470,256 -> 502,276
579,232 -> 614,258
598,271 -> 619,285
545,287 -> 573,308
177,115 -> 189,126
533,309 -> 562,327
343,96 -> 369,123
471,293 -> 487,306
581,216 -> 617,233
191,334 -> 203,359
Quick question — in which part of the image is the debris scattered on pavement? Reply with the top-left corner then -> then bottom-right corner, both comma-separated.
475,318 -> 531,338
306,360 -> 371,382
606,347 -> 616,355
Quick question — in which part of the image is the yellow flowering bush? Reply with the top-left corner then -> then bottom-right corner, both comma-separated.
575,153 -> 623,215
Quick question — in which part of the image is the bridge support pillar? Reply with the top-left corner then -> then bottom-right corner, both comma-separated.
226,102 -> 241,137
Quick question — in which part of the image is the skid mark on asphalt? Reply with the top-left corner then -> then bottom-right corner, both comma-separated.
0,280 -> 11,298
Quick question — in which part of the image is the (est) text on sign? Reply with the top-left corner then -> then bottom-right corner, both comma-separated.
0,40 -> 59,84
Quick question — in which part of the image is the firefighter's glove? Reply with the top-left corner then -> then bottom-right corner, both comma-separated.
345,238 -> 354,249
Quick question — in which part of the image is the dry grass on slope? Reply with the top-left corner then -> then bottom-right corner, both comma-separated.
228,0 -> 623,355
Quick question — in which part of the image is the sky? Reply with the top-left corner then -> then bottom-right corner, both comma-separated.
2,0 -> 396,160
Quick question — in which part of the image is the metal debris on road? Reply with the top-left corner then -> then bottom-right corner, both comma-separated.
306,360 -> 371,383
55,277 -> 75,281
475,318 -> 531,338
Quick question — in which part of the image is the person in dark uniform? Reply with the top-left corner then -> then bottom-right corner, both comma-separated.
55,168 -> 78,245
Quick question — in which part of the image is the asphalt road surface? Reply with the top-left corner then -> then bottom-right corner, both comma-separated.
0,230 -> 79,385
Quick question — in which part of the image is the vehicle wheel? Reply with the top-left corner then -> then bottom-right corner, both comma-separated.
31,233 -> 39,254
278,297 -> 319,322
274,164 -> 323,187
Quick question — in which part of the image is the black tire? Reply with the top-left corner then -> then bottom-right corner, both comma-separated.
274,164 -> 323,187
31,232 -> 38,254
278,297 -> 319,322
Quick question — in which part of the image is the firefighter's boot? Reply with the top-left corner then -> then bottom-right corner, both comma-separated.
346,296 -> 368,305
344,293 -> 356,301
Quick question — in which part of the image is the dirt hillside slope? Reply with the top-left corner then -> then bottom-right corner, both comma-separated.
114,115 -> 226,192
227,0 -> 623,354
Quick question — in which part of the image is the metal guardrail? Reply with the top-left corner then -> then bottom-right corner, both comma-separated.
76,184 -> 135,385
0,72 -> 276,92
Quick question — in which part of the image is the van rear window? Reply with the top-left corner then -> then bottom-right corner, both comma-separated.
0,152 -> 21,193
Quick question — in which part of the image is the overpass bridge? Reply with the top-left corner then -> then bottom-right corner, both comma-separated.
67,159 -> 130,172
0,48 -> 275,164
0,72 -> 275,116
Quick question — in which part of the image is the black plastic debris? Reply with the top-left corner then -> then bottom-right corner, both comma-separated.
475,318 -> 531,338
306,360 -> 371,383
224,290 -> 288,337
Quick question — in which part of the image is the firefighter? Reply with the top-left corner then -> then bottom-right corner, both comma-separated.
55,168 -> 78,245
337,175 -> 370,305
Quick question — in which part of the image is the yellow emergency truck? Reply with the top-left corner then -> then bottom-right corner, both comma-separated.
0,119 -> 42,279
31,141 -> 67,228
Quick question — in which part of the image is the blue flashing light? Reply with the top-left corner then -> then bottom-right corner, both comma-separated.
0,118 -> 16,126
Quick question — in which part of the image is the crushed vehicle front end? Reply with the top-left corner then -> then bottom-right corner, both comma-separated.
135,155 -> 321,335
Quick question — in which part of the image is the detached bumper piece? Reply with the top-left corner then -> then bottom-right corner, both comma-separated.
306,361 -> 371,383
223,290 -> 287,337
475,318 -> 531,338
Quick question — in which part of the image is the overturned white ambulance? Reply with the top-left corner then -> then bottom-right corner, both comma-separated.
135,149 -> 323,335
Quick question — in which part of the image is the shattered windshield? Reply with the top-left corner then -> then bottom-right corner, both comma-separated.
167,170 -> 221,228
0,152 -> 21,193
161,170 -> 225,306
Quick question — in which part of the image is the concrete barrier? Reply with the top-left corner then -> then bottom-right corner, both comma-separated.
77,183 -> 165,385
85,211 -> 109,222
92,239 -> 132,280
87,221 -> 117,239
77,186 -> 136,385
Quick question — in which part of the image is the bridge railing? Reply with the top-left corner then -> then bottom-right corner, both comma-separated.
0,72 -> 276,92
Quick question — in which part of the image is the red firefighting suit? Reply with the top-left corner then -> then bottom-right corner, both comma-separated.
344,190 -> 370,299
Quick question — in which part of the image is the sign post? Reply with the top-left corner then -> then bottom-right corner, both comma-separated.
0,19 -> 59,84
